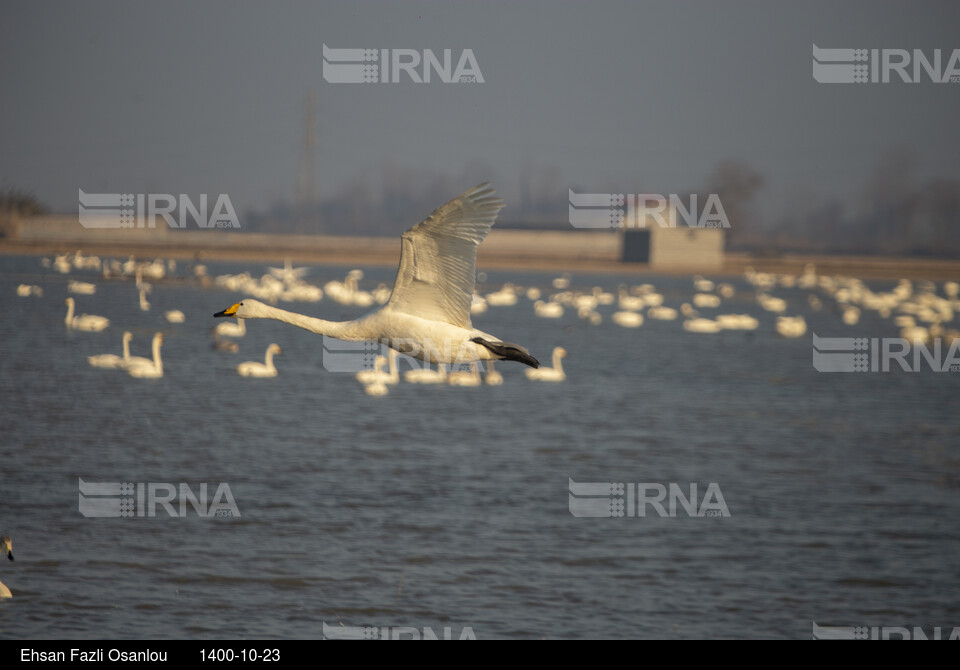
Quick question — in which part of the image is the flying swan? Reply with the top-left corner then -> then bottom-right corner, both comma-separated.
214,184 -> 539,368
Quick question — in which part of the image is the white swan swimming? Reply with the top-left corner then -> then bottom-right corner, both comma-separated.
715,314 -> 759,331
469,293 -> 488,315
325,269 -> 375,307
534,300 -> 564,319
647,306 -> 678,321
363,372 -> 390,396
612,311 -> 643,328
617,288 -> 646,312
693,275 -> 715,293
775,315 -> 807,338
126,333 -> 163,377
692,293 -> 721,309
211,330 -> 239,353
1,535 -> 12,598
403,363 -> 448,384
758,293 -> 787,313
214,317 -> 246,338
16,284 -> 43,298
361,354 -> 400,395
214,184 -> 539,368
447,361 -> 482,386
238,343 -> 282,377
68,280 -> 96,295
900,325 -> 930,345
165,310 -> 185,323
88,331 -> 133,368
123,332 -> 160,368
683,318 -> 722,333
64,297 -> 109,332
642,293 -> 664,308
525,347 -> 566,382
373,353 -> 400,385
485,284 -> 519,307
484,359 -> 503,386
356,348 -> 399,385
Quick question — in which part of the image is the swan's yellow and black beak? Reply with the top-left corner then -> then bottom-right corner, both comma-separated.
214,303 -> 240,318
1,536 -> 12,561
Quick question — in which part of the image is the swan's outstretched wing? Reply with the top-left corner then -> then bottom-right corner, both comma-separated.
386,183 -> 505,328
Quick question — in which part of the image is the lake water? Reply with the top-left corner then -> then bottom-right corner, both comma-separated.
1,254 -> 958,639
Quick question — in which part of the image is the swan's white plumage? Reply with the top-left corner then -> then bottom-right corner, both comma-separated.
126,333 -> 163,377
214,318 -> 246,338
403,363 -> 447,384
386,183 -> 504,328
525,347 -> 566,382
447,361 -> 482,387
214,184 -> 539,368
88,331 -> 133,368
237,344 -> 281,377
356,349 -> 399,385
484,359 -> 503,386
64,298 -> 109,332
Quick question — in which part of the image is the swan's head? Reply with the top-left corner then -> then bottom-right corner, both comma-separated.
268,344 -> 282,355
214,299 -> 265,319
1,535 -> 12,561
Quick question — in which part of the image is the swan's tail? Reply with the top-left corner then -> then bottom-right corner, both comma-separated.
470,337 -> 540,368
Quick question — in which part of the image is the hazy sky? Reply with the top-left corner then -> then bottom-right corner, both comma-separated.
2,0 -> 959,223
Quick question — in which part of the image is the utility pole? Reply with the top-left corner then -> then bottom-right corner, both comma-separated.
296,92 -> 317,230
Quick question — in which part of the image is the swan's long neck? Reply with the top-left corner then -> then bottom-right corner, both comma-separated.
552,351 -> 564,371
65,299 -> 74,325
385,349 -> 399,382
264,347 -> 277,370
152,337 -> 163,373
122,334 -> 131,361
249,303 -> 354,340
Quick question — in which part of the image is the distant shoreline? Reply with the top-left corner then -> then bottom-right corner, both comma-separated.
1,235 -> 958,281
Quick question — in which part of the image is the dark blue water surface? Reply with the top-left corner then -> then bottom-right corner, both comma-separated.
1,254 -> 958,639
